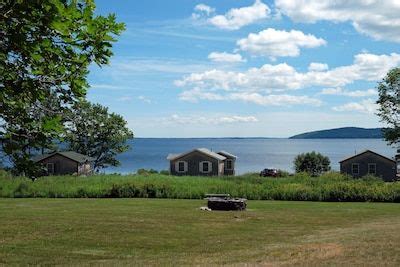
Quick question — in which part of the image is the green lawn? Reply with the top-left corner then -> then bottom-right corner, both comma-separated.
1,199 -> 400,266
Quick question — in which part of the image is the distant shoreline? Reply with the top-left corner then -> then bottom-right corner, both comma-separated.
132,127 -> 385,139
290,127 -> 384,139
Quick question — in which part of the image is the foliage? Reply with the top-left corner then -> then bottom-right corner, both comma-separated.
276,169 -> 290,177
137,168 -> 159,175
0,0 -> 125,176
1,172 -> 400,202
159,170 -> 170,175
377,68 -> 400,146
65,101 -> 133,171
0,169 -> 12,180
294,151 -> 331,176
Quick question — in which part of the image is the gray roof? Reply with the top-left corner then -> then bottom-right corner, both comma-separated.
339,150 -> 396,163
167,153 -> 181,160
33,151 -> 95,163
167,148 -> 226,161
217,150 -> 237,159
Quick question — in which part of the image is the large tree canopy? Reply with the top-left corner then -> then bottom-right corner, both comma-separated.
377,68 -> 400,146
66,101 -> 134,171
294,151 -> 331,176
0,0 -> 125,175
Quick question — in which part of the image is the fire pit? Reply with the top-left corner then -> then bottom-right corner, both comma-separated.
205,194 -> 247,211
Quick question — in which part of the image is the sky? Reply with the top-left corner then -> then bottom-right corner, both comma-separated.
88,0 -> 400,138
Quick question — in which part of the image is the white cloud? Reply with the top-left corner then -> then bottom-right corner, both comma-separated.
219,115 -> 258,123
138,95 -> 152,104
208,52 -> 246,63
275,0 -> 400,42
308,62 -> 329,72
332,99 -> 378,114
117,96 -> 133,102
117,95 -> 153,103
321,87 -> 377,97
179,88 -> 224,102
127,111 -> 383,138
112,58 -> 216,75
176,53 -> 400,92
175,52 -> 399,107
229,93 -> 322,106
162,114 -> 258,125
90,84 -> 125,90
206,0 -> 270,30
237,28 -> 326,58
179,89 -> 322,107
175,63 -> 303,91
194,4 -> 215,16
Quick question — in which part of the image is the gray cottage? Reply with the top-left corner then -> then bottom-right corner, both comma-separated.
33,151 -> 95,176
339,150 -> 397,181
167,148 -> 237,176
396,149 -> 400,179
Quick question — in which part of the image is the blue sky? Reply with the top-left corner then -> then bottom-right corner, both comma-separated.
88,0 -> 400,137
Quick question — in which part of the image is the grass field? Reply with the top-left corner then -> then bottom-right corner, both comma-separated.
1,199 -> 400,266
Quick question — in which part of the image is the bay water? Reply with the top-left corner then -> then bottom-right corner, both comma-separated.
107,138 -> 396,175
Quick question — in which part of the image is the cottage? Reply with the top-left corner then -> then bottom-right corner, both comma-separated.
33,151 -> 95,176
339,150 -> 397,181
167,148 -> 237,176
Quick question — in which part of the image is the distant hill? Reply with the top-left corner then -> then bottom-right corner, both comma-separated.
289,127 -> 384,139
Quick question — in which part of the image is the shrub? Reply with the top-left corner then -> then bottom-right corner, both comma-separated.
0,169 -> 12,179
159,170 -> 170,175
1,172 -> 400,202
13,182 -> 30,198
276,170 -> 290,177
294,151 -> 331,176
359,174 -> 384,183
137,169 -> 159,175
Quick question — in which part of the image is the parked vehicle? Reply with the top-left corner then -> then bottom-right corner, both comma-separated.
260,168 -> 278,177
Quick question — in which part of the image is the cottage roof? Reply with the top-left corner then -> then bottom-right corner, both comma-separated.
217,150 -> 237,159
339,150 -> 396,163
33,151 -> 95,163
167,148 -> 226,161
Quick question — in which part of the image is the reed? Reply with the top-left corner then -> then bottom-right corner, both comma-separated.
1,170 -> 399,202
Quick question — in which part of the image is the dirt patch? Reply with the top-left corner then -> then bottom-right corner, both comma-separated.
291,242 -> 343,260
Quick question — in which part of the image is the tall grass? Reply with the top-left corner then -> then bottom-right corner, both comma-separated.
1,171 -> 400,202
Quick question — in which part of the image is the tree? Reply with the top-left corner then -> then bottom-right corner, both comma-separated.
377,68 -> 400,146
1,92 -> 64,175
65,101 -> 133,171
294,151 -> 331,176
0,0 -> 125,175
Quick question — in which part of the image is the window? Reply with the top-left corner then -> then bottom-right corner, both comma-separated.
200,161 -> 212,173
47,163 -> 55,175
203,162 -> 209,172
368,163 -> 376,174
397,159 -> 400,174
176,161 -> 187,173
226,159 -> 233,170
352,163 -> 359,175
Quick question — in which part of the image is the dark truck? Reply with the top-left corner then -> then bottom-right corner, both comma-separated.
259,168 -> 278,177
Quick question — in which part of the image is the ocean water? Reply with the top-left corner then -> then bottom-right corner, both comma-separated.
106,138 -> 397,175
